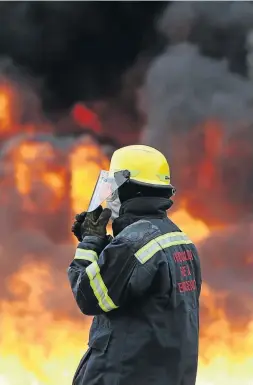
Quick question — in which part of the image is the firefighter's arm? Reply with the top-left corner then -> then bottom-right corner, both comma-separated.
68,232 -> 164,316
68,234 -> 112,315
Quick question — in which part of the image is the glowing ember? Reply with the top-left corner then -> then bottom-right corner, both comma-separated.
72,103 -> 102,134
0,90 -> 11,131
0,85 -> 16,135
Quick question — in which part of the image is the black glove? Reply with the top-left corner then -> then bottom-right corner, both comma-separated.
82,205 -> 112,239
72,211 -> 87,241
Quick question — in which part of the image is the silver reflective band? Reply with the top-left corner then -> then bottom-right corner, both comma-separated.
74,248 -> 98,263
86,261 -> 118,312
135,232 -> 192,264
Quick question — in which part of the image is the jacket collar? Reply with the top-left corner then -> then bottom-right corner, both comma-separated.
112,197 -> 173,237
120,197 -> 173,216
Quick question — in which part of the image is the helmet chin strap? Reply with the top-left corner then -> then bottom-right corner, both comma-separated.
106,197 -> 121,222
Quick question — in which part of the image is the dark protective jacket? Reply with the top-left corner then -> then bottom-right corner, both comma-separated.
68,197 -> 202,385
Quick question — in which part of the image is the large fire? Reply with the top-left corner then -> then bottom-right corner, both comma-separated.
0,82 -> 252,385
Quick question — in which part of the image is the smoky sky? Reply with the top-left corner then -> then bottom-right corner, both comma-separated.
158,1 -> 253,76
142,3 -> 253,225
0,2 -> 165,113
1,1 -> 253,131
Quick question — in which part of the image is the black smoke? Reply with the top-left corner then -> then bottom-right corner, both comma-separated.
0,2 -> 165,114
142,3 -> 253,225
158,1 -> 253,76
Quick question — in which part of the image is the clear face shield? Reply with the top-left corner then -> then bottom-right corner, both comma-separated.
87,170 -> 130,213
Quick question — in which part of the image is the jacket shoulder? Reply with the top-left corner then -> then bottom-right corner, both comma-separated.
166,216 -> 183,233
115,219 -> 161,247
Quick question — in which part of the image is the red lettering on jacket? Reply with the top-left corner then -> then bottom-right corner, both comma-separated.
172,249 -> 196,294
180,264 -> 191,277
178,279 -> 196,293
173,250 -> 193,263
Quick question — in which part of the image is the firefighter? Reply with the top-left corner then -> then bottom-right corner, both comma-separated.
68,144 -> 202,385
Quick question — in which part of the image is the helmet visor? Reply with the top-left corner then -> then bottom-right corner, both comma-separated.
87,170 -> 129,212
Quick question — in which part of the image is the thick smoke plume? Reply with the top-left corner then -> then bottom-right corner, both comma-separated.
158,2 -> 253,76
0,1 -> 164,136
141,2 -> 253,326
0,1 -> 164,145
143,43 -> 253,224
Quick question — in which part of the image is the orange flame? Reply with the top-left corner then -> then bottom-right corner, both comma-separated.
70,139 -> 109,213
0,87 -> 13,132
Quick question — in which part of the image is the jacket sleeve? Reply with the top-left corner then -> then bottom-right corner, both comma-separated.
67,232 -> 165,316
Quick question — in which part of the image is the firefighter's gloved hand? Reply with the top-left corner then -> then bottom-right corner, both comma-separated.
82,205 -> 112,239
72,211 -> 87,242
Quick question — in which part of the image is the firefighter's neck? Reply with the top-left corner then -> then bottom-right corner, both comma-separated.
119,196 -> 173,217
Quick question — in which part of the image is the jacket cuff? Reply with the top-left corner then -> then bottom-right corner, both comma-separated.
81,235 -> 112,255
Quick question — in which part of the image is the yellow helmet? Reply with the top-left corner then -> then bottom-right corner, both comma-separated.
109,145 -> 172,188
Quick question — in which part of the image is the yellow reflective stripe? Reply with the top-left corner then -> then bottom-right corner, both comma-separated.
74,248 -> 98,263
86,261 -> 118,312
135,232 -> 192,264
135,240 -> 161,264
